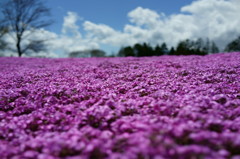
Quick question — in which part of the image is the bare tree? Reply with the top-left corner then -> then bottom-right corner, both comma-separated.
0,24 -> 8,51
1,0 -> 53,57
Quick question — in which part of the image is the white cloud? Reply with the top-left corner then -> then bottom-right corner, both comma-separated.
83,21 -> 117,40
44,12 -> 99,56
3,0 -> 240,57
83,21 -> 135,46
81,0 -> 240,50
179,0 -> 240,45
2,12 -> 99,57
127,7 -> 161,29
62,12 -> 81,38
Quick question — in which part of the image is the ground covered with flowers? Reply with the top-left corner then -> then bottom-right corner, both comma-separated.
0,52 -> 240,159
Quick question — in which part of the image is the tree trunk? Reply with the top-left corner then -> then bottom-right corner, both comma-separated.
16,38 -> 22,57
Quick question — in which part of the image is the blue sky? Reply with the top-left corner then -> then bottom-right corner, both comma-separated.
2,0 -> 240,57
46,0 -> 194,34
43,0 -> 195,55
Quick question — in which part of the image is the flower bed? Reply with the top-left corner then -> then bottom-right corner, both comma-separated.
0,53 -> 240,159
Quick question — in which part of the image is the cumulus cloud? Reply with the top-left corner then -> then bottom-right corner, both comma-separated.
3,0 -> 240,57
127,7 -> 162,29
83,21 -> 135,46
62,12 -> 81,38
2,12 -> 98,57
82,0 -> 240,50
179,0 -> 240,47
84,21 -> 118,40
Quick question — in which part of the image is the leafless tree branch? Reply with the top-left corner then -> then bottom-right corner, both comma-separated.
1,0 -> 53,57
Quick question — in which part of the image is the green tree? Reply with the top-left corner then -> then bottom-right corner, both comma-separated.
160,42 -> 168,55
202,38 -> 210,54
225,36 -> 240,52
154,44 -> 163,56
168,47 -> 176,55
142,43 -> 154,56
134,43 -> 143,57
176,39 -> 191,55
210,41 -> 219,53
133,43 -> 154,57
118,46 -> 134,57
174,38 -> 217,56
90,49 -> 106,57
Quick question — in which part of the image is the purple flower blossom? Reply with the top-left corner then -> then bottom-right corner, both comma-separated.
0,52 -> 240,158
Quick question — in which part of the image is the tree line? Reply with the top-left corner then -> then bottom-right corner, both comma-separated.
68,36 -> 240,58
117,37 -> 240,57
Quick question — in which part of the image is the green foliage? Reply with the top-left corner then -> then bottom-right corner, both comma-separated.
225,36 -> 240,52
118,42 -> 167,57
118,46 -> 135,57
169,38 -> 219,56
118,38 -> 219,57
134,43 -> 154,57
90,49 -> 106,57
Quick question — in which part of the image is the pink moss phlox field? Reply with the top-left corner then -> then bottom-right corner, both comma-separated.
0,53 -> 240,159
